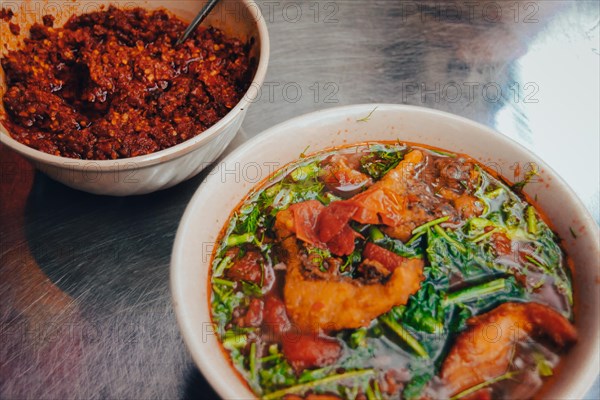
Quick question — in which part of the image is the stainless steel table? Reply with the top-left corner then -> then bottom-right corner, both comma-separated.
1,1 -> 598,399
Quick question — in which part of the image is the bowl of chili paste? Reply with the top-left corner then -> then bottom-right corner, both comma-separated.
0,1 -> 269,195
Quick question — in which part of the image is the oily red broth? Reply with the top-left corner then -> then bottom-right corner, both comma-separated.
209,142 -> 576,400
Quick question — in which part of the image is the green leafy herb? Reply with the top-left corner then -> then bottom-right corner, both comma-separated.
371,228 -> 423,259
360,144 -> 405,179
259,346 -> 297,393
402,283 -> 445,334
403,372 -> 433,400
511,164 -> 539,193
341,248 -> 362,273
290,162 -> 320,182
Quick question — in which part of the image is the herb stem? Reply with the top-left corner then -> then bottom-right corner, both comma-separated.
369,226 -> 385,242
259,354 -> 281,363
249,342 -> 257,382
429,149 -> 457,158
433,225 -> 466,253
366,380 -> 383,400
356,106 -> 378,122
443,278 -> 506,307
405,230 -> 425,246
223,332 -> 247,350
471,227 -> 499,243
262,369 -> 375,400
449,371 -> 519,400
291,163 -> 319,182
213,256 -> 232,277
412,216 -> 450,235
379,315 -> 429,359
525,255 -> 551,273
212,277 -> 236,287
486,187 -> 504,199
526,206 -> 538,234
227,233 -> 255,247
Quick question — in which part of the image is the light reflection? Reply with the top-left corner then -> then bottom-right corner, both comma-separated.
495,4 -> 600,221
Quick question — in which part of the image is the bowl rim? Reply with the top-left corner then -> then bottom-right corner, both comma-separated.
0,0 -> 270,170
171,103 -> 600,399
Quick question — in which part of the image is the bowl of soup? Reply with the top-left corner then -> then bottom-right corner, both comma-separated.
171,104 -> 599,399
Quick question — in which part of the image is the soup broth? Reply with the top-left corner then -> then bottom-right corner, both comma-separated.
209,142 -> 576,400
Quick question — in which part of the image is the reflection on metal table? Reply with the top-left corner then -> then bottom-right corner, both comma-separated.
1,1 -> 598,399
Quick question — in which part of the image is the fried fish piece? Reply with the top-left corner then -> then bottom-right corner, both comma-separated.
275,218 -> 424,333
440,302 -> 577,397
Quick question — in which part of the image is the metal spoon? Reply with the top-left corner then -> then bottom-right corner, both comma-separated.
175,0 -> 222,46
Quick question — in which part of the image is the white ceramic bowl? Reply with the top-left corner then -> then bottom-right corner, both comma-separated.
171,104 -> 599,399
0,0 -> 269,196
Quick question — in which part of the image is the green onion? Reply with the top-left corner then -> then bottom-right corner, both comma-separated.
262,369 -> 375,400
223,332 -> 247,350
450,371 -> 519,400
379,315 -> 429,359
433,225 -> 466,253
226,233 -> 255,247
213,256 -> 232,278
298,367 -> 332,384
265,183 -> 282,198
412,216 -> 450,235
369,226 -> 385,242
290,163 -> 319,182
526,206 -> 538,234
486,187 -> 504,199
443,278 -> 506,307
469,217 -> 494,230
212,278 -> 236,287
259,354 -> 281,363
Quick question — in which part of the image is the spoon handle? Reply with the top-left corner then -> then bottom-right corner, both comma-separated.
176,0 -> 222,46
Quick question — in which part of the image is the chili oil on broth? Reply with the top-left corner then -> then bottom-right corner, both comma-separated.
207,141 -> 576,400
